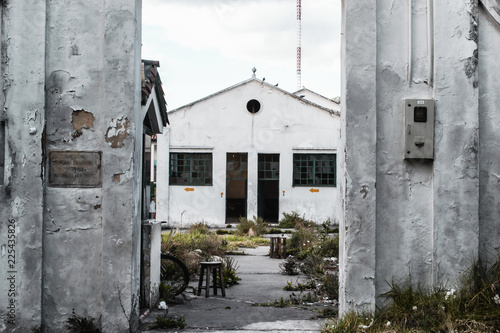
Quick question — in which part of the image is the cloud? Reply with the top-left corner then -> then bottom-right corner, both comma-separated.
143,0 -> 337,65
142,0 -> 341,108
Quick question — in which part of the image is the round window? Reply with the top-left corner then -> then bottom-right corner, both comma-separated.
246,99 -> 261,113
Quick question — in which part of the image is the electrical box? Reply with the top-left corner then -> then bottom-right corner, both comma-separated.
404,99 -> 434,159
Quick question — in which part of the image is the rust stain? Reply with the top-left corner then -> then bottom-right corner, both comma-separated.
105,117 -> 130,148
113,174 -> 122,183
72,109 -> 95,138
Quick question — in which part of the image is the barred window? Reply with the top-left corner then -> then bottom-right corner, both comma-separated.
293,154 -> 336,187
169,153 -> 212,186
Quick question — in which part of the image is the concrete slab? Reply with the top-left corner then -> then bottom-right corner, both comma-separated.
139,246 -> 330,332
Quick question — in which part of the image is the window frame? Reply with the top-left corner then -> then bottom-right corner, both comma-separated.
169,152 -> 213,186
292,153 -> 336,187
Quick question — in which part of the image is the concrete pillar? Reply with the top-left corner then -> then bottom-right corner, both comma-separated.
0,1 -> 46,331
431,0 -> 479,285
340,0 -> 483,313
478,3 -> 500,265
1,0 -> 143,331
339,0 -> 377,313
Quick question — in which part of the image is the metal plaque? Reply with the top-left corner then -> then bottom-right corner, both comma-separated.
49,151 -> 102,187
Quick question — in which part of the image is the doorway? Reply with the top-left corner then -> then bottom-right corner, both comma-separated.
226,153 -> 248,223
257,154 -> 280,222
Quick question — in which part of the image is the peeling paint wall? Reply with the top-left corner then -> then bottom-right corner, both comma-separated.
340,0 -> 499,314
0,0 -> 143,332
0,1 -> 46,331
478,3 -> 500,264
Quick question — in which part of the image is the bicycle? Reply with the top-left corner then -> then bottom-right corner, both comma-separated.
160,253 -> 190,296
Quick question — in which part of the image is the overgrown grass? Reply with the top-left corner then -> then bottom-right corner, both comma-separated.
283,279 -> 317,291
220,256 -> 242,287
221,234 -> 269,250
253,291 -> 320,308
66,310 -> 100,333
268,228 -> 293,234
152,315 -> 186,329
278,211 -> 316,229
237,215 -> 268,236
161,222 -> 270,286
322,255 -> 500,333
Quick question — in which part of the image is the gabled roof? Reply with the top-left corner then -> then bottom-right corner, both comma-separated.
294,87 -> 340,105
142,60 -> 169,134
168,77 -> 340,116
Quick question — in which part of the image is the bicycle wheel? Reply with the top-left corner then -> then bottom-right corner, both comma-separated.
160,254 -> 190,296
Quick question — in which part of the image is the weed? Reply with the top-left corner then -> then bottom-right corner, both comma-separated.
162,227 -> 223,276
216,229 -> 234,235
253,297 -> 294,308
237,216 -> 268,236
283,279 -> 317,291
158,282 -> 179,304
322,311 -> 373,333
151,315 -> 186,329
66,310 -> 100,333
188,222 -> 211,234
220,256 -> 242,287
278,211 -> 315,229
255,292 -> 319,308
287,225 -> 316,254
317,307 -> 338,318
290,291 -> 319,304
222,234 -> 269,250
279,255 -> 301,275
322,255 -> 500,332
301,252 -> 326,276
318,274 -> 339,301
31,326 -> 42,333
268,228 -> 293,234
319,220 -> 339,234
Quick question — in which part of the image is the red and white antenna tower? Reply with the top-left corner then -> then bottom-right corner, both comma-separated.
296,0 -> 302,91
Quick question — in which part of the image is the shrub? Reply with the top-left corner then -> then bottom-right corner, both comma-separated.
300,252 -> 326,277
322,255 -> 500,332
268,228 -> 293,234
220,256 -> 241,287
152,315 -> 186,329
66,310 -> 100,333
318,273 -> 338,301
317,234 -> 339,258
237,216 -> 268,236
158,282 -> 177,304
283,279 -> 317,291
278,211 -> 316,229
287,226 -> 316,255
221,234 -> 269,251
279,255 -> 301,275
216,229 -> 234,235
188,222 -> 211,234
161,228 -> 223,277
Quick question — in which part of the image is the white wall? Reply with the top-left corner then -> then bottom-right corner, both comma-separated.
340,0 -> 499,314
0,1 -> 143,331
157,80 -> 339,227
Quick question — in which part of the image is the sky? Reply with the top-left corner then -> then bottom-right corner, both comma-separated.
142,0 -> 341,110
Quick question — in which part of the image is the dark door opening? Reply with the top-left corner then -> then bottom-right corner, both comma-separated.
226,153 -> 248,224
258,154 -> 279,222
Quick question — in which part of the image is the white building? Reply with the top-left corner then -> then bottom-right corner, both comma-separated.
157,75 -> 340,227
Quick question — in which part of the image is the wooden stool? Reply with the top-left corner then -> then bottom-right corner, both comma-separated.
197,262 -> 226,298
270,237 -> 287,259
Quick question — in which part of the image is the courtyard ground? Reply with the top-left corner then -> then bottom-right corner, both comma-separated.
139,246 -> 333,332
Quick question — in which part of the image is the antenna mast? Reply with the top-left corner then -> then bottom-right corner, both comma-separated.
296,0 -> 302,91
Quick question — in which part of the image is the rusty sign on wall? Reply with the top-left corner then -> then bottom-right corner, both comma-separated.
48,151 -> 102,187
